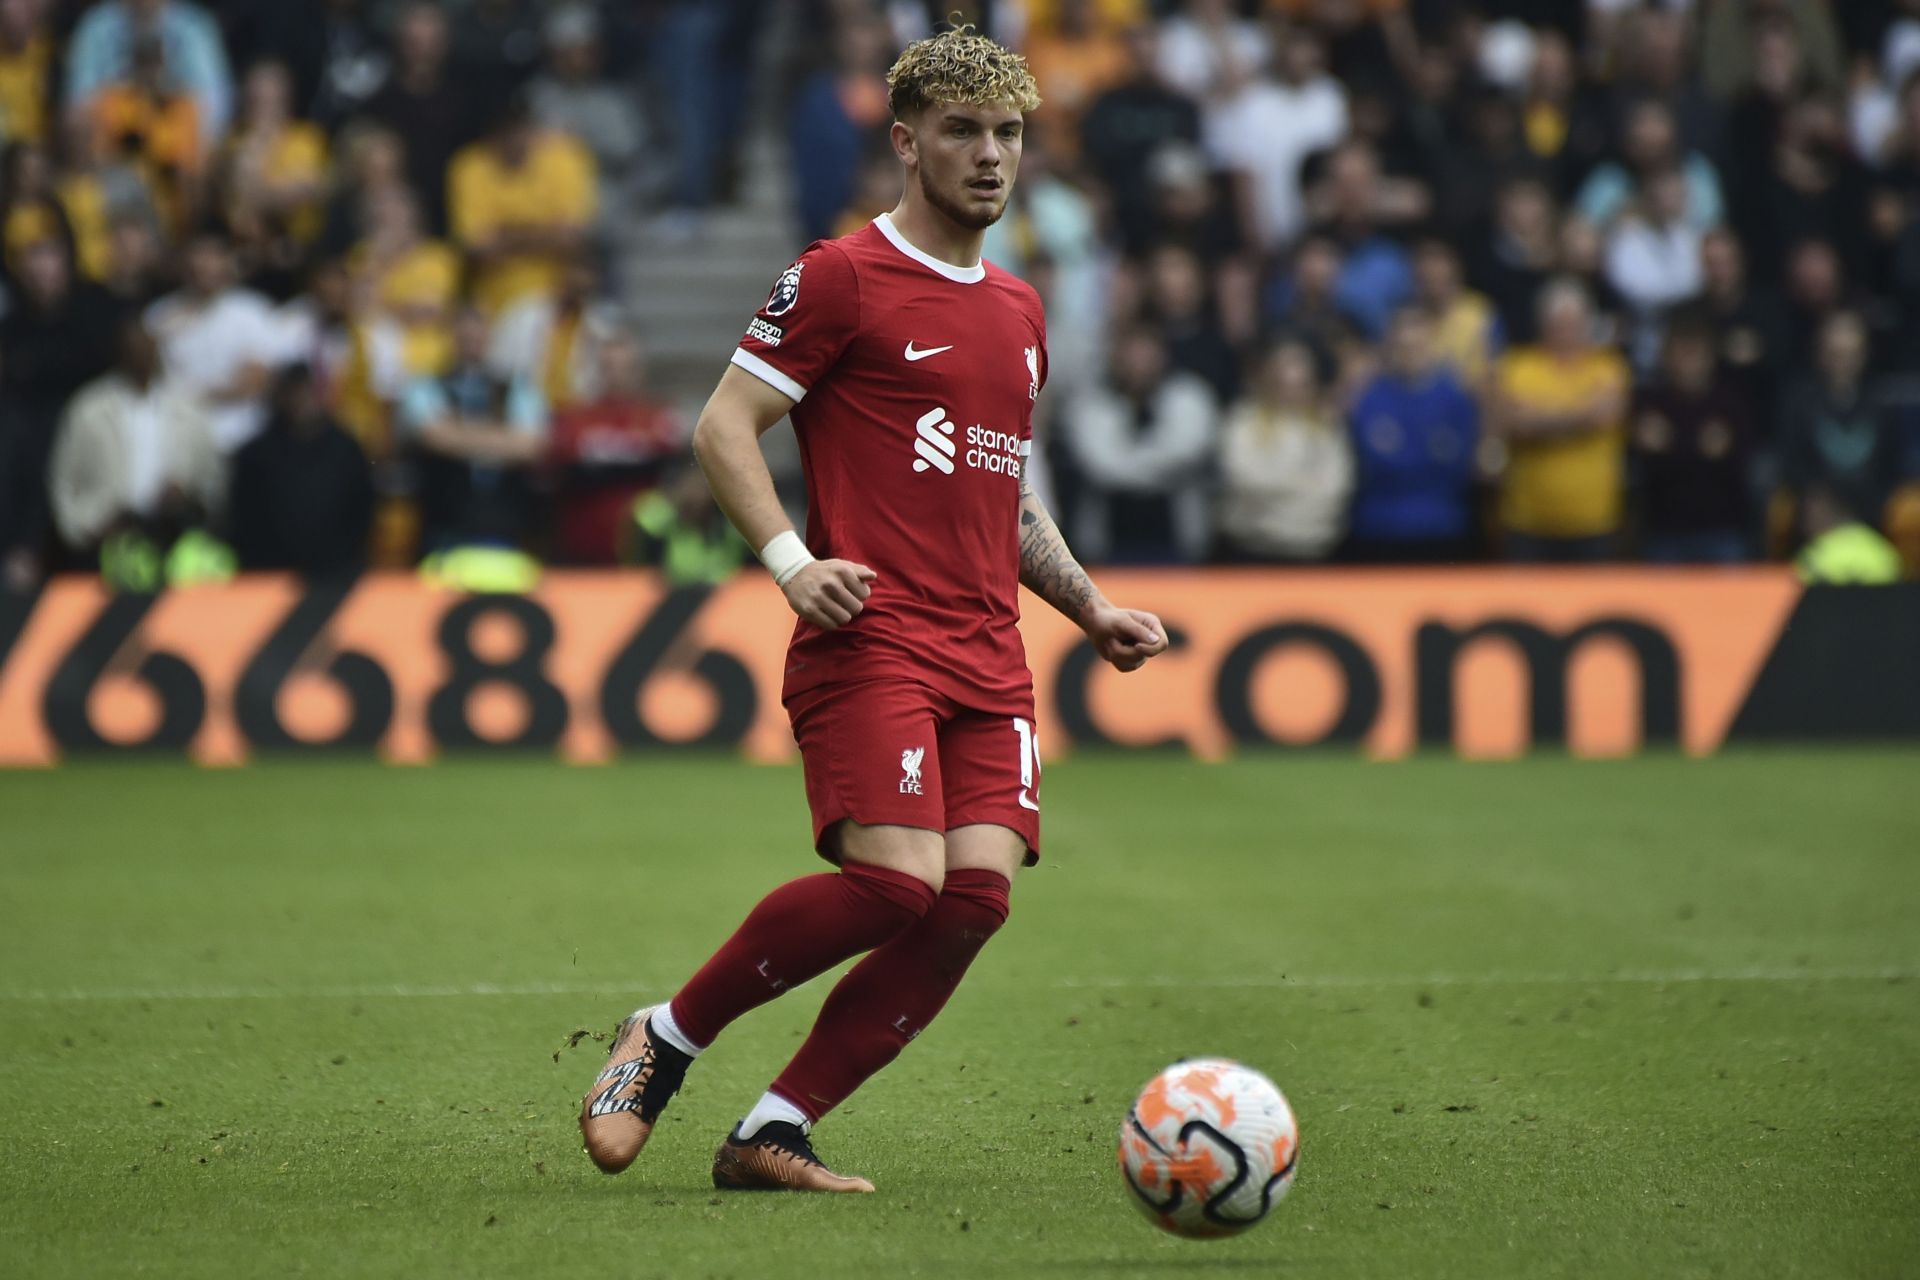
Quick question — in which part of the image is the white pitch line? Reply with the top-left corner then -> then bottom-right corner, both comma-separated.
0,968 -> 1911,1003
1053,967 -> 1918,990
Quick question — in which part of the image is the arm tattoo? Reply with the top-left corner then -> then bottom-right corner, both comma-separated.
1017,471 -> 1099,622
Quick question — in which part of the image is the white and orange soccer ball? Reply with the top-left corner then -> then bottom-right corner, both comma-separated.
1117,1058 -> 1299,1238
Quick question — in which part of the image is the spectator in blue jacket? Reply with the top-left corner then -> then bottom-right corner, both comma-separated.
1345,305 -> 1481,562
65,0 -> 233,149
1263,234 -> 1364,373
1306,141 -> 1416,340
788,15 -> 891,242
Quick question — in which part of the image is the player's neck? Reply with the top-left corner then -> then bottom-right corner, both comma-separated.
885,197 -> 985,272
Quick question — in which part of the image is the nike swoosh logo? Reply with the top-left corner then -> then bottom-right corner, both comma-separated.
904,343 -> 954,362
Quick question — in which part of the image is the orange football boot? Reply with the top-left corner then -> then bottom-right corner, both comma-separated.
579,1007 -> 691,1173
711,1121 -> 876,1193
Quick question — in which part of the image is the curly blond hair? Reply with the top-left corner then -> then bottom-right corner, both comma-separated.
886,22 -> 1041,120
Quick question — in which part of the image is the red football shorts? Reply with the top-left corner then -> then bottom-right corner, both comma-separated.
786,678 -> 1041,865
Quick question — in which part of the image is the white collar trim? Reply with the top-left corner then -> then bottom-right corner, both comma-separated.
874,213 -> 986,283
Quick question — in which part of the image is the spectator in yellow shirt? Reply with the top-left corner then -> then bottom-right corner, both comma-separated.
1489,278 -> 1631,561
0,131 -> 145,288
55,115 -> 154,282
1412,237 -> 1501,392
1022,0 -> 1135,160
448,96 -> 596,316
0,0 -> 52,145
88,36 -> 201,235
221,61 -> 330,254
2,138 -> 67,261
353,186 -> 459,378
1022,0 -> 1146,29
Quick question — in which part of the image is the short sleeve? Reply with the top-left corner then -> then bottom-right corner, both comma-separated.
549,134 -> 597,225
1492,353 -> 1522,400
1023,300 -> 1047,447
730,242 -> 859,404
1603,351 -> 1631,392
283,125 -> 328,181
1030,302 -> 1049,397
1592,353 -> 1630,415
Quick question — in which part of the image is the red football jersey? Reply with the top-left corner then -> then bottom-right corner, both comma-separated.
732,214 -> 1048,715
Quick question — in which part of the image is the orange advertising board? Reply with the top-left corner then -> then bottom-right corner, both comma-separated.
0,569 -> 1814,767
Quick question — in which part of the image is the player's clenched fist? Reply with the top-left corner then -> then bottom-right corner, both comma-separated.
781,560 -> 877,629
1085,605 -> 1169,673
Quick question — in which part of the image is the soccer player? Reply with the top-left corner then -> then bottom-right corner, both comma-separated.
579,25 -> 1169,1193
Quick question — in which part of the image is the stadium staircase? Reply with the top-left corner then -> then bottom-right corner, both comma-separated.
615,129 -> 800,413
614,0 -> 807,417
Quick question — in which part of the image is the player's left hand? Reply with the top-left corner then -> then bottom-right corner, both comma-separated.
1084,605 -> 1169,673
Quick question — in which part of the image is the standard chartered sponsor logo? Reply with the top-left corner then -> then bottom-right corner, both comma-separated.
965,424 -> 1022,475
910,407 -> 1022,476
912,407 -> 957,474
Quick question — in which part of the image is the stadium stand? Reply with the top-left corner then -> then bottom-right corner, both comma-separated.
0,0 -> 1916,592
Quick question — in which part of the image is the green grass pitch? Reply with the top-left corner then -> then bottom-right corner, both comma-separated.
2,751 -> 1916,1278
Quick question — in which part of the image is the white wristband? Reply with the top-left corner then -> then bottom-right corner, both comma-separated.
759,530 -> 816,588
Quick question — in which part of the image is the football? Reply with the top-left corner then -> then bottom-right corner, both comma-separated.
1117,1058 -> 1299,1238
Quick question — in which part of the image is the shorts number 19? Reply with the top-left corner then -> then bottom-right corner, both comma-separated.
1014,716 -> 1041,812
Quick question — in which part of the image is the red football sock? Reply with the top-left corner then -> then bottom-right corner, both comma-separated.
668,861 -> 937,1049
771,868 -> 1011,1122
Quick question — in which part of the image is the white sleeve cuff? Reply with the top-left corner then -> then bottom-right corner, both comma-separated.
730,348 -> 807,404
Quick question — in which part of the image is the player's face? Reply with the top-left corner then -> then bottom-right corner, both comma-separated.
911,102 -> 1023,231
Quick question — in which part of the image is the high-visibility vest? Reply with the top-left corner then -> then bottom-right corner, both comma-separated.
1796,523 -> 1904,585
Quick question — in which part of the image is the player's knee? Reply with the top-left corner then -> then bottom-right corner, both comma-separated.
920,869 -> 1010,980
940,867 -> 1012,931
841,859 -> 940,921
836,822 -> 946,896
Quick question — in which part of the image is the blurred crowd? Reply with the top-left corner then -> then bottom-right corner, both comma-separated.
0,0 -> 735,591
1,1 -> 1918,592
806,0 -> 1920,577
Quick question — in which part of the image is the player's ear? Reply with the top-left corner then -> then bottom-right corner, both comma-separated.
888,119 -> 917,170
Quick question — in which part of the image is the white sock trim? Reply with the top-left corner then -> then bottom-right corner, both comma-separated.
737,1089 -> 810,1139
648,1002 -> 704,1057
